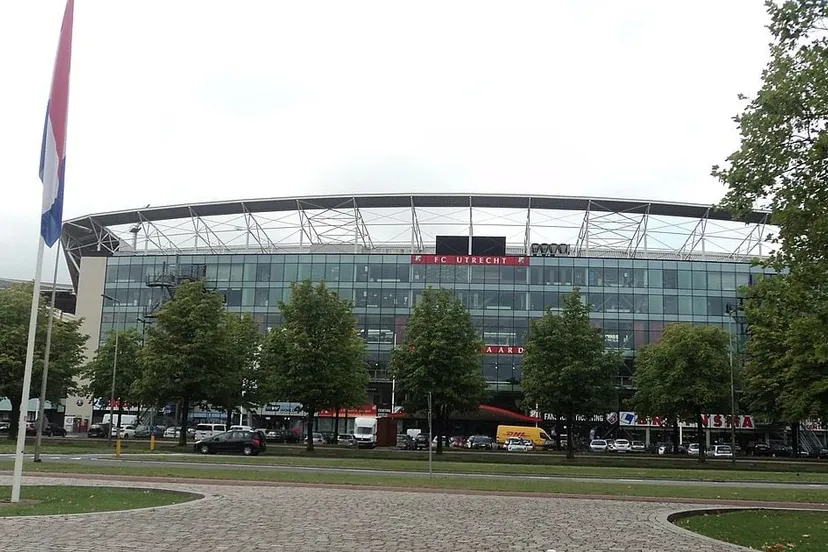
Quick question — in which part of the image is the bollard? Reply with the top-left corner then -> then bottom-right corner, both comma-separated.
150,434 -> 155,451
115,439 -> 121,457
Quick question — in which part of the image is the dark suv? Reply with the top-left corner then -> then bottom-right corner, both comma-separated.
194,430 -> 266,456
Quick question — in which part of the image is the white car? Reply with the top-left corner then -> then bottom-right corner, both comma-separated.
589,439 -> 608,453
229,425 -> 254,432
706,445 -> 733,459
303,432 -> 324,445
505,437 -> 534,452
613,439 -> 631,453
112,425 -> 136,439
687,443 -> 700,455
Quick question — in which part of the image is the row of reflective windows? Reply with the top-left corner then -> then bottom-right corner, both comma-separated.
103,283 -> 742,317
106,258 -> 771,291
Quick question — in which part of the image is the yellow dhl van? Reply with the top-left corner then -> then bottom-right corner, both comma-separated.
496,425 -> 554,449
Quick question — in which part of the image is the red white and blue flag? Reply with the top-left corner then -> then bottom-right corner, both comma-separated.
38,0 -> 74,247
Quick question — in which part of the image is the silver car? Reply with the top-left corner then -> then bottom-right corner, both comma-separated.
614,439 -> 631,453
589,439 -> 608,453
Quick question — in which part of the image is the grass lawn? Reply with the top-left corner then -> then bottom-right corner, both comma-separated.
677,509 -> 828,551
0,485 -> 197,516
118,453 -> 828,484
3,460 -> 828,504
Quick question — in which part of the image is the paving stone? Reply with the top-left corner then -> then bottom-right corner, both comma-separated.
0,475 -> 749,551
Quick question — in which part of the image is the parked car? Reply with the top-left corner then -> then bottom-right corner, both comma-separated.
43,422 -> 66,437
687,443 -> 700,456
229,425 -> 254,432
605,439 -> 616,452
613,439 -> 632,453
337,434 -> 356,447
414,433 -> 431,450
303,432 -> 324,445
505,437 -> 534,452
466,435 -> 493,450
112,425 -> 137,439
397,433 -> 415,450
0,421 -> 9,433
134,425 -> 164,438
630,441 -> 646,453
589,439 -> 609,453
87,424 -> 108,438
751,443 -> 773,456
194,430 -> 265,456
770,442 -> 793,457
706,445 -> 733,459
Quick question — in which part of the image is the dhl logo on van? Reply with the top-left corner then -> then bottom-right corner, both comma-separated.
505,431 -> 528,437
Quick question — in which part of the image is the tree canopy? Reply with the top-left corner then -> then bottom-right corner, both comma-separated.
135,280 -> 242,445
389,287 -> 486,455
714,0 -> 828,423
208,312 -> 262,426
82,328 -> 144,427
0,282 -> 87,438
632,323 -> 731,461
258,280 -> 368,451
521,289 -> 619,458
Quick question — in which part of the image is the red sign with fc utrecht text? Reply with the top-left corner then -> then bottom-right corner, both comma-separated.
410,254 -> 529,266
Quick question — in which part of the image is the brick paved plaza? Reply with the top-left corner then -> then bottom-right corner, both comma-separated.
0,476 -> 747,551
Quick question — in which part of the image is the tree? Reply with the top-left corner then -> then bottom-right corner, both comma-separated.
209,313 -> 261,428
258,280 -> 368,452
0,283 -> 87,439
389,287 -> 486,455
522,289 -> 618,459
632,323 -> 731,462
714,2 -> 828,420
135,280 -> 235,446
82,329 -> 143,430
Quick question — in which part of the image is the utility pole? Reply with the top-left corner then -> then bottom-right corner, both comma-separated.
726,302 -> 741,465
427,391 -> 433,478
102,294 -> 121,445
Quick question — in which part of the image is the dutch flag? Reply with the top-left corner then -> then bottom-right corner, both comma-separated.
38,0 -> 74,247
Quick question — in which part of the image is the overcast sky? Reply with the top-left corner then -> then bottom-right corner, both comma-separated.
0,1 -> 770,282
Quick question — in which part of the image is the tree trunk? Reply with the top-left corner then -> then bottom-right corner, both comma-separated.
696,411 -> 706,463
117,400 -> 124,434
333,407 -> 340,444
792,421 -> 800,457
225,408 -> 233,430
306,411 -> 315,452
554,416 -> 562,451
672,418 -> 679,453
435,412 -> 444,456
565,413 -> 574,459
178,398 -> 190,447
7,396 -> 21,440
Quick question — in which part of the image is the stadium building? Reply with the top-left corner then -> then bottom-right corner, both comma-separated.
59,193 -> 794,445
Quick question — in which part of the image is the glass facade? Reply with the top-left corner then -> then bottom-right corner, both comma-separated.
101,253 -> 769,403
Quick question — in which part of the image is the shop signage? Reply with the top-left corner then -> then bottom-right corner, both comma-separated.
410,255 -> 528,266
318,405 -> 377,418
533,411 -> 757,429
261,402 -> 306,416
482,345 -> 525,355
529,243 -> 570,257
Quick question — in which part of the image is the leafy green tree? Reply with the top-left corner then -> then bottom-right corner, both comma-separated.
210,313 -> 261,428
329,360 -> 369,443
258,280 -> 368,452
82,329 -> 143,430
522,289 -> 618,459
0,283 -> 87,439
135,280 -> 234,446
632,323 -> 731,462
714,0 -> 828,433
389,287 -> 486,455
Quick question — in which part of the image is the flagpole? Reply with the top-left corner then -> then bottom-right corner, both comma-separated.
11,238 -> 46,503
34,243 -> 62,463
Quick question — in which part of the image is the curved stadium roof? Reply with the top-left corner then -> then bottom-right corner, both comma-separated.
61,193 -> 773,289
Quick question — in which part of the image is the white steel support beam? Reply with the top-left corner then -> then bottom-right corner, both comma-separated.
138,213 -> 182,255
730,214 -> 769,261
468,196 -> 473,255
188,208 -> 231,254
679,208 -> 710,260
241,203 -> 278,253
523,198 -> 532,256
575,200 -> 592,256
624,204 -> 651,258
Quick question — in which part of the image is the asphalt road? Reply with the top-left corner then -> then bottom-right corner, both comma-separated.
4,452 -> 828,490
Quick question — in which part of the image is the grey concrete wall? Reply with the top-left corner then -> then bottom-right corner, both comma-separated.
63,255 -> 107,426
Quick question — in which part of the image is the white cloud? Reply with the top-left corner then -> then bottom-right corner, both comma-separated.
0,0 -> 770,280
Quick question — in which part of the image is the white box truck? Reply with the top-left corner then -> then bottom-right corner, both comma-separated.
353,416 -> 377,448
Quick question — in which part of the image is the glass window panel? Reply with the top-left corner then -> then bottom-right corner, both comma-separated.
530,267 -> 544,285
269,289 -> 281,307
693,296 -> 707,316
618,268 -> 633,288
311,264 -> 325,282
514,266 -> 528,285
648,268 -> 663,289
230,263 -> 244,283
440,265 -> 455,283
544,291 -> 560,310
242,288 -> 255,307
283,264 -> 298,283
618,293 -> 634,313
325,264 -> 341,282
603,267 -> 620,287
708,271 -> 721,291
129,264 -> 143,283
573,267 -> 587,287
663,295 -> 678,315
530,291 -> 544,310
692,271 -> 707,291
256,263 -> 271,282
500,266 -> 516,283
356,264 -> 370,282
426,265 -> 441,283
678,270 -> 692,290
633,268 -> 648,288
217,264 -> 231,282
453,265 -> 469,284
243,262 -> 257,282
633,321 -> 648,347
588,266 -> 603,286
227,288 -> 242,307
297,263 -> 312,280
735,272 -> 749,289
585,292 -> 601,311
634,295 -> 648,314
722,272 -> 737,291
679,295 -> 692,315
412,265 -> 426,283
484,266 -> 499,285
663,269 -> 678,289
255,289 -> 269,307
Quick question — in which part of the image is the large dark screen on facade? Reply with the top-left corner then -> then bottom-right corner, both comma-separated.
472,236 -> 506,256
436,236 -> 470,255
436,236 -> 506,255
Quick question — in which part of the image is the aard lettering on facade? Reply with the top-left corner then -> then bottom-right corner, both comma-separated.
529,243 -> 571,257
410,255 -> 528,266
482,345 -> 525,355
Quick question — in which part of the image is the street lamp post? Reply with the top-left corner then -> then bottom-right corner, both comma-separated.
102,294 -> 121,445
726,302 -> 741,465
